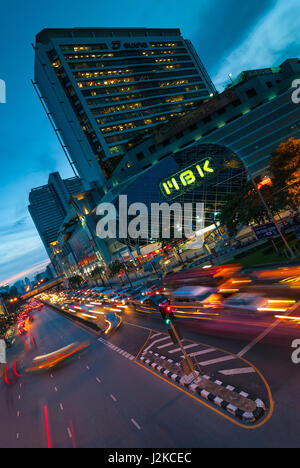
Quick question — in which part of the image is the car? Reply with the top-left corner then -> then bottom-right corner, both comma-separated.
222,293 -> 295,315
171,286 -> 221,309
132,294 -> 170,315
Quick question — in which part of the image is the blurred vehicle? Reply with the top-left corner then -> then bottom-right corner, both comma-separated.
222,293 -> 295,315
218,277 -> 252,295
164,265 -> 242,292
171,286 -> 221,309
108,293 -> 130,306
25,341 -> 90,372
132,294 -> 170,314
61,301 -> 73,311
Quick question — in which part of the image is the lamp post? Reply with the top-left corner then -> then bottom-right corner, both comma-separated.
242,160 -> 295,259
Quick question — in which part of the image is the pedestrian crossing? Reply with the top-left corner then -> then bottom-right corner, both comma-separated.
144,332 -> 256,379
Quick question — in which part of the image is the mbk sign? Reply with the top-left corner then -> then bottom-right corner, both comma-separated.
0,79 -> 6,103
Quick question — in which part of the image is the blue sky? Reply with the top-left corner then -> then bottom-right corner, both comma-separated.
0,0 -> 299,284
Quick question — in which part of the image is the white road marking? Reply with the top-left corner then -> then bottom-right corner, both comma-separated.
198,355 -> 236,366
60,403 -> 64,411
131,418 -> 141,430
157,341 -> 175,349
86,365 -> 90,370
67,428 -> 72,439
54,387 -> 58,392
124,321 -> 151,331
183,348 -> 216,358
110,394 -> 117,402
238,302 -> 300,357
151,332 -> 162,339
219,367 -> 256,376
168,343 -> 199,354
96,377 -> 101,384
143,336 -> 170,354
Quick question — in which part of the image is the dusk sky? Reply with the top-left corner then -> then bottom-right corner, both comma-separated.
0,0 -> 299,285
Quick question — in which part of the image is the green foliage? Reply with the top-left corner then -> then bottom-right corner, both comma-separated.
108,260 -> 124,277
69,274 -> 83,287
220,138 -> 300,236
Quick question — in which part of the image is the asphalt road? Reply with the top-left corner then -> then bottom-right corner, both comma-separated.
2,301 -> 300,448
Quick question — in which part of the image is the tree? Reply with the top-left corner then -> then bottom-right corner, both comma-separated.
270,138 -> 300,211
219,180 -> 282,236
90,266 -> 105,285
69,275 -> 83,288
108,260 -> 124,277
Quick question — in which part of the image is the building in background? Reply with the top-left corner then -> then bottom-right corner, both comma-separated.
111,58 -> 300,182
28,172 -> 83,258
34,27 -> 216,190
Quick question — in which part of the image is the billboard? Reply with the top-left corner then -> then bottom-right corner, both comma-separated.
253,222 -> 278,240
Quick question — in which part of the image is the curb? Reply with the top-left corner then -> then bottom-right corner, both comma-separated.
140,350 -> 266,423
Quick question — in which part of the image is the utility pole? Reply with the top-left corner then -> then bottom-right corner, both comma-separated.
160,304 -> 201,384
242,160 -> 295,259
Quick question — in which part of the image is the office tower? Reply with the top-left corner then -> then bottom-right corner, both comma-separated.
28,172 -> 83,257
34,27 -> 216,189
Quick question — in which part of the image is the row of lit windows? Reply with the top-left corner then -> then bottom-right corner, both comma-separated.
64,48 -> 186,61
68,55 -> 191,70
64,53 -> 114,60
77,77 -> 135,88
86,84 -> 202,106
95,107 -> 173,126
103,112 -> 188,145
99,104 -> 194,134
74,69 -> 134,79
94,101 -> 143,114
91,93 -> 199,118
100,115 -> 168,134
61,44 -> 108,52
76,68 -> 195,89
82,74 -> 200,96
150,42 -> 183,48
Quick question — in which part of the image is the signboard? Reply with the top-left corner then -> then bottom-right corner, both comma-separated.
153,88 -> 239,145
111,41 -> 148,50
159,157 -> 216,200
253,222 -> 279,240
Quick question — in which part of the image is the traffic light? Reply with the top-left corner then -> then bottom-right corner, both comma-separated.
159,302 -> 174,326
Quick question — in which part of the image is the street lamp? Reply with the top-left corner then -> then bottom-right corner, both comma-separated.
241,159 -> 295,259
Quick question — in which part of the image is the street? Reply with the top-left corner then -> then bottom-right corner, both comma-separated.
2,300 -> 300,448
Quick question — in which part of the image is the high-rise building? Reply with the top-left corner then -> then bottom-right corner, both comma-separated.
111,58 -> 300,181
34,27 -> 216,189
28,172 -> 83,257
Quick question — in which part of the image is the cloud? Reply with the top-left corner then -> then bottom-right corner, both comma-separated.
0,259 -> 50,286
213,0 -> 300,89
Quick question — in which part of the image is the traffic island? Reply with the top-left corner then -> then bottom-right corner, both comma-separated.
41,301 -> 102,335
140,350 -> 265,423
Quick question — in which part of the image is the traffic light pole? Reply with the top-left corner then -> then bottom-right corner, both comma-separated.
242,160 -> 295,259
169,321 -> 200,384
